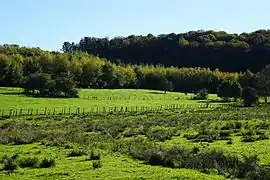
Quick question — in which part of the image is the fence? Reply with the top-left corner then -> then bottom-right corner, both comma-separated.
0,103 -> 232,118
81,95 -> 190,101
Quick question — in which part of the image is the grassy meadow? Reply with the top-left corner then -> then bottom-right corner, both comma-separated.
0,87 -> 222,116
0,88 -> 270,179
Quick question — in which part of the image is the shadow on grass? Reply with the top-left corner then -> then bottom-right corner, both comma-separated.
147,91 -> 166,95
205,99 -> 229,103
0,92 -> 77,99
0,92 -> 23,95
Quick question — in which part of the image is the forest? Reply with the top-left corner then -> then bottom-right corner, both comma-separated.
0,44 -> 242,95
0,29 -> 270,102
62,29 -> 270,72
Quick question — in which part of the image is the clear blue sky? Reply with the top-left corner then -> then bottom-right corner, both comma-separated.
1,0 -> 269,51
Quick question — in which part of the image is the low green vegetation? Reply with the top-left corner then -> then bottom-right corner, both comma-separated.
0,102 -> 270,179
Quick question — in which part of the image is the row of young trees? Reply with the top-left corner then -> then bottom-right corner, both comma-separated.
62,29 -> 270,72
0,45 -> 238,92
0,45 -> 269,102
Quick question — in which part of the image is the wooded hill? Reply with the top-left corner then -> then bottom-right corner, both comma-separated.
62,29 -> 270,72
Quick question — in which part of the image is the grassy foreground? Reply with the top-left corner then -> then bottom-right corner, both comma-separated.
0,88 -> 222,115
1,88 -> 270,179
0,106 -> 270,179
0,144 -> 225,180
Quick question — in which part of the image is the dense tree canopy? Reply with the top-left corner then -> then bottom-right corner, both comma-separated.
1,35 -> 270,103
0,44 -> 239,93
62,29 -> 270,73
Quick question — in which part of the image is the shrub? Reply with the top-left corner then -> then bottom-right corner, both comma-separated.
66,88 -> 79,98
242,87 -> 258,107
241,136 -> 256,142
257,134 -> 269,141
217,80 -> 242,101
18,157 -> 39,168
12,130 -> 42,145
89,150 -> 101,160
233,121 -> 242,129
219,131 -> 231,137
128,145 -> 270,179
67,149 -> 87,157
145,148 -> 164,166
1,155 -> 18,171
227,139 -> 233,144
241,130 -> 255,136
146,126 -> 173,142
220,123 -> 232,130
39,158 -> 55,168
192,146 -> 200,154
92,160 -> 102,169
193,88 -> 208,100
127,137 -> 155,160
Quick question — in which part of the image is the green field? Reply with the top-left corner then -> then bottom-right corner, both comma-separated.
0,88 -> 223,116
0,88 -> 270,179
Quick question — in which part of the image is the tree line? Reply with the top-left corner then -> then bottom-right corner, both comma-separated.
0,44 -> 269,104
62,29 -> 270,73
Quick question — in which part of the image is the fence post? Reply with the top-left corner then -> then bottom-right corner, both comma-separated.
9,109 -> 12,117
91,107 -> 94,114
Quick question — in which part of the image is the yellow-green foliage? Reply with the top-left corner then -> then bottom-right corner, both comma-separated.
0,46 -> 243,93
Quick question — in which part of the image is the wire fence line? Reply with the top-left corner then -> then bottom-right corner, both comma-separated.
0,103 -> 232,118
80,95 -> 191,101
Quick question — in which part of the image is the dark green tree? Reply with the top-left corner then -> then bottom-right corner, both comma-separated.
217,80 -> 242,101
23,73 -> 55,95
242,87 -> 258,107
133,66 -> 145,89
80,62 -> 100,88
99,63 -> 117,88
230,81 -> 242,101
238,70 -> 255,88
55,73 -> 78,98
144,72 -> 169,92
193,88 -> 208,100
256,65 -> 270,103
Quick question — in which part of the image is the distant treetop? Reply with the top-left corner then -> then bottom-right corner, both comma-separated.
62,29 -> 270,72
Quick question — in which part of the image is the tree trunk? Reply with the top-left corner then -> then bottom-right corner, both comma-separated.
265,96 -> 268,104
